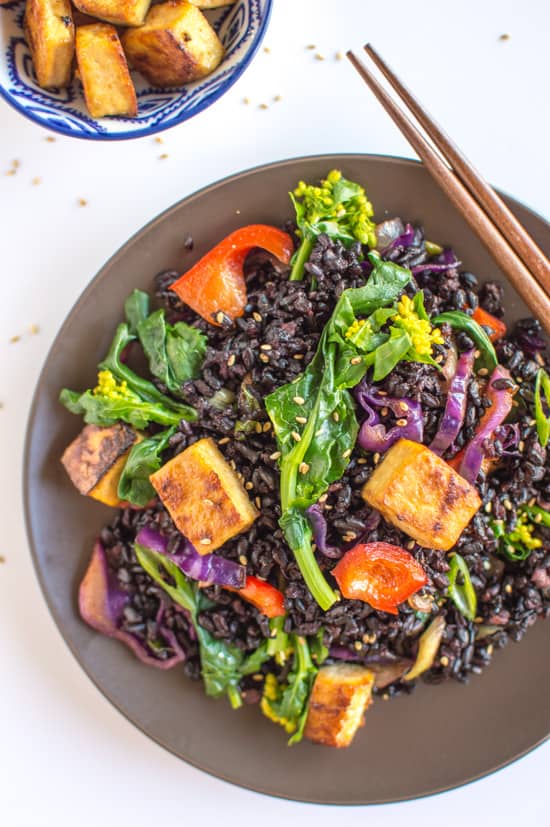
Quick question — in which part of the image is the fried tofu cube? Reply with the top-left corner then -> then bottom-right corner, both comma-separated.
61,423 -> 138,505
304,664 -> 375,748
121,0 -> 224,88
149,437 -> 258,552
362,439 -> 481,551
24,0 -> 75,89
75,24 -> 138,118
72,0 -> 151,27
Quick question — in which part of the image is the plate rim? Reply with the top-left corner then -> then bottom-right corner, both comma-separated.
23,152 -> 550,804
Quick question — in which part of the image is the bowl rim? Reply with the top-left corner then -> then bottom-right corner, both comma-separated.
23,152 -> 550,804
0,0 -> 273,141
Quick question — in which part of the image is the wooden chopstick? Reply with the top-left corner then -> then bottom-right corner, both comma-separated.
363,43 -> 550,297
346,49 -> 550,336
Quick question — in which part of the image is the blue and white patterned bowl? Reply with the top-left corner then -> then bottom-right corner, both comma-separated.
0,0 -> 272,140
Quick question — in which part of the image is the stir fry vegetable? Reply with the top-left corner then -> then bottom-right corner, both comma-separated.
289,170 -> 377,281
447,553 -> 477,621
266,254 -> 412,610
471,306 -> 507,342
117,427 -> 175,506
432,310 -> 497,371
170,225 -> 293,324
332,542 -> 427,614
491,504 -> 549,561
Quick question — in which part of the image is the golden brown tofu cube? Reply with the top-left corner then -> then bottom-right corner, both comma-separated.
24,0 -> 75,89
76,24 -> 138,118
61,423 -> 138,498
121,0 -> 224,88
304,664 -> 375,748
362,439 -> 481,550
149,437 -> 258,552
72,0 -> 151,27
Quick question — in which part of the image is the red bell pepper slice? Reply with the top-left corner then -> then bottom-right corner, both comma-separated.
226,575 -> 286,618
170,225 -> 294,325
332,542 -> 427,615
472,307 -> 507,342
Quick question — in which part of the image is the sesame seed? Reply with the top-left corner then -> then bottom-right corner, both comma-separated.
474,350 -> 481,358
260,343 -> 272,351
478,367 -> 489,376
435,354 -> 444,363
218,437 -> 230,445
263,46 -> 270,53
518,440 -> 525,451
317,493 -> 328,504
377,390 -> 388,396
245,481 -> 254,490
203,498 -> 214,506
529,497 -> 536,506
474,617 -> 483,623
255,496 -> 262,509
259,103 -> 269,110
381,407 -> 389,416
9,335 -> 20,344
215,311 -> 225,324
46,136 -> 56,142
32,176 -> 41,186
239,555 -> 248,566
299,462 -> 310,474
332,411 -> 340,422
399,401 -> 409,411
396,418 -> 407,427
259,353 -> 270,363
335,51 -> 344,60
499,33 -> 511,41
255,422 -> 262,434
363,632 -> 376,644
269,451 -> 281,460
6,169 -> 16,177
373,452 -> 380,464
252,673 -> 263,682
484,501 -> 493,513
406,540 -> 415,550
487,644 -> 494,656
229,459 -> 237,470
155,136 -> 164,144
293,353 -> 304,360
315,428 -> 323,437
350,356 -> 362,365
200,538 -> 212,546
529,418 -> 536,426
504,583 -> 513,594
534,513 -> 543,523
353,641 -> 362,651
263,421 -> 271,432
274,94 -> 282,102
243,96 -> 250,104
291,431 -> 301,442
503,499 -> 513,510
159,153 -> 169,160
78,198 -> 88,206
29,324 -> 40,335
227,354 -> 236,367
306,43 -> 316,49
13,159 -> 20,168
382,693 -> 389,701
315,53 -> 325,61
252,312 -> 262,322
440,656 -> 449,667
342,448 -> 352,458
295,415 -> 307,424
357,457 -> 367,465
345,531 -> 357,541
515,376 -> 523,383
483,560 -> 491,571
293,395 -> 305,405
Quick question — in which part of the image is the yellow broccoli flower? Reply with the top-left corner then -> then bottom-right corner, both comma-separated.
93,370 -> 132,400
508,514 -> 543,551
260,674 -> 296,734
392,295 -> 444,357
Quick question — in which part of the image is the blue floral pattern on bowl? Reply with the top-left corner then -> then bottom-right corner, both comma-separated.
0,0 -> 271,140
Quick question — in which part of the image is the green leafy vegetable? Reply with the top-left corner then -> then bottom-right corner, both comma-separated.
260,634 -> 318,745
534,368 -> 550,447
447,553 -> 477,621
137,310 -> 207,395
491,504 -> 547,561
124,288 -> 150,334
60,322 -> 197,427
432,310 -> 498,371
289,169 -> 377,281
117,427 -> 176,506
266,254 -> 411,610
135,544 -> 271,708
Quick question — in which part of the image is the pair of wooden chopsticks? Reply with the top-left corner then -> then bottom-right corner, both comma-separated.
347,44 -> 550,336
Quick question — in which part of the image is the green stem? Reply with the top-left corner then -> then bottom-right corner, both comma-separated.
293,535 -> 338,611
289,236 -> 315,281
227,685 -> 243,709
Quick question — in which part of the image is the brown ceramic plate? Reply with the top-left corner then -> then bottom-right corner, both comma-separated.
24,155 -> 550,804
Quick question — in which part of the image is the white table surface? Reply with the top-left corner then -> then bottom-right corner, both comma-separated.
1,0 -> 548,823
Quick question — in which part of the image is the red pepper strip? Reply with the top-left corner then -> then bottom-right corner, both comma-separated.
449,365 -> 516,481
170,225 -> 294,325
332,542 -> 427,615
226,575 -> 286,618
472,307 -> 507,342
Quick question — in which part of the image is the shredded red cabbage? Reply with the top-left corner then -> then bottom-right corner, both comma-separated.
355,381 -> 423,453
430,349 -> 475,456
457,365 -> 516,483
79,541 -> 186,669
305,504 -> 341,558
135,526 -> 246,588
